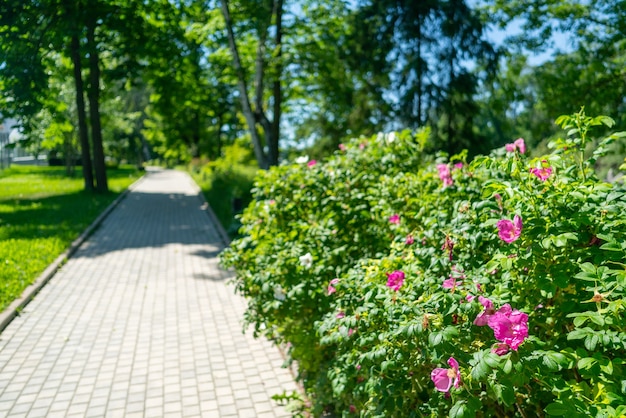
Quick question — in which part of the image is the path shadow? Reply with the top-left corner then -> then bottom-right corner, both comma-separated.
72,190 -> 226,259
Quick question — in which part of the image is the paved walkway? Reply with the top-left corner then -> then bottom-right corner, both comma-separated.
0,169 -> 299,417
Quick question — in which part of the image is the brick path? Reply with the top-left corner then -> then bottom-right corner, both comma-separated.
0,169 -> 299,417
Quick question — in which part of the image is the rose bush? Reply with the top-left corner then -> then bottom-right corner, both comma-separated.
222,109 -> 626,417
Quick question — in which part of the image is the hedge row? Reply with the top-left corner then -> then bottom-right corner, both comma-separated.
221,109 -> 626,417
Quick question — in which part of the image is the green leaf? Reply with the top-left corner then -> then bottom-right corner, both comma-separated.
502,358 -> 513,374
579,262 -> 597,274
543,353 -> 563,371
542,237 -> 553,249
545,402 -> 570,416
449,400 -> 472,418
578,357 -> 597,370
600,241 -> 622,252
585,334 -> 599,351
567,328 -> 591,340
588,314 -> 605,326
572,316 -> 588,327
483,352 -> 501,368
428,332 -> 443,346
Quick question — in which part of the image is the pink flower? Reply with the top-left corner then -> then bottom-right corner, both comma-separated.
454,162 -> 464,170
437,164 -> 454,187
389,214 -> 400,225
473,296 -> 495,326
386,270 -> 405,291
491,343 -> 510,356
431,357 -> 461,393
487,304 -> 529,351
336,311 -> 345,319
497,215 -> 522,243
505,138 -> 526,154
405,235 -> 415,245
530,164 -> 553,181
442,277 -> 458,291
348,328 -> 355,337
465,294 -> 475,302
338,143 -> 346,151
307,160 -> 317,167
327,278 -> 340,295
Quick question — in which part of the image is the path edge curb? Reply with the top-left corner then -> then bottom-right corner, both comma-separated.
0,173 -> 147,334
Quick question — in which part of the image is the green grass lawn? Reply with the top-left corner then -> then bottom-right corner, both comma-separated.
0,165 -> 142,312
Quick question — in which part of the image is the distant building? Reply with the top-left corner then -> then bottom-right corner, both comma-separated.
0,117 -> 46,167
0,117 -> 15,169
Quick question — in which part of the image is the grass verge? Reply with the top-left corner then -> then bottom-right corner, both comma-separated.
0,165 -> 142,312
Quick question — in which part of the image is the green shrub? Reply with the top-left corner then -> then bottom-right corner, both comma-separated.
191,142 -> 258,237
222,110 -> 626,417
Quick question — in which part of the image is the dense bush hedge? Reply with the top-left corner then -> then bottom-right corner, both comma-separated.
221,110 -> 626,417
189,142 -> 258,237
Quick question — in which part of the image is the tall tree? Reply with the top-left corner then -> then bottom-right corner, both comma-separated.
475,0 -> 626,151
347,0 -> 497,155
70,28 -> 95,191
219,0 -> 283,168
291,0 -> 392,155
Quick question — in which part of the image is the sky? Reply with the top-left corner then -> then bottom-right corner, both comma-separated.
485,19 -> 574,66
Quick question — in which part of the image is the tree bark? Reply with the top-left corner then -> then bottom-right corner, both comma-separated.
70,32 -> 94,191
219,0 -> 269,169
269,0 -> 283,166
86,13 -> 108,192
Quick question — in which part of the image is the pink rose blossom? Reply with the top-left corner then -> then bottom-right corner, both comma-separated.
405,235 -> 415,245
530,164 -> 553,181
386,270 -> 405,291
505,138 -> 526,154
442,277 -> 458,291
437,164 -> 454,187
491,343 -> 510,356
497,215 -> 523,243
487,304 -> 529,351
389,214 -> 400,225
339,143 -> 346,151
327,278 -> 340,295
307,160 -> 317,167
431,357 -> 461,393
473,296 -> 495,326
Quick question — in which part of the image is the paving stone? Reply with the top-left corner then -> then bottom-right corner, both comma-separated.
0,169 -> 300,417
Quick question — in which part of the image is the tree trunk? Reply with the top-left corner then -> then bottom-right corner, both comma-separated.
86,14 -> 108,192
70,29 -> 94,191
216,113 -> 223,158
268,0 -> 283,166
219,0 -> 268,169
416,18 -> 422,126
